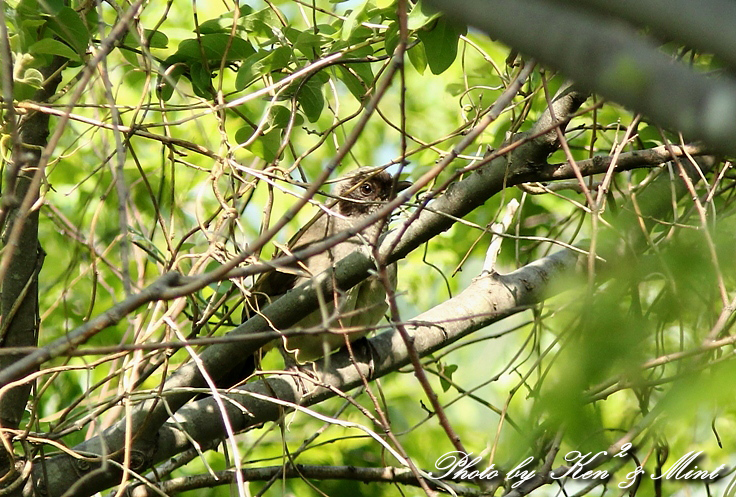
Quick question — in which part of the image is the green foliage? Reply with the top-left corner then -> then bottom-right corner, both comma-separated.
28,37 -> 80,61
122,29 -> 169,49
235,47 -> 292,90
3,0 -> 736,496
416,16 -> 466,74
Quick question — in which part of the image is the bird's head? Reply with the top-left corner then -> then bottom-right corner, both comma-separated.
334,167 -> 411,217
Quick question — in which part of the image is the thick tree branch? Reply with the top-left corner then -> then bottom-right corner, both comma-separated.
43,154 -> 718,497
21,83 -> 587,497
130,464 -> 479,496
0,56 -> 65,484
555,0 -> 736,71
511,143 -> 709,183
22,86 -> 715,496
32,250 -> 579,497
425,0 -> 736,155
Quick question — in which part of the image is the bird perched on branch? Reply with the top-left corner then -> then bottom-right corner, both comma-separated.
251,167 -> 411,362
210,167 -> 411,393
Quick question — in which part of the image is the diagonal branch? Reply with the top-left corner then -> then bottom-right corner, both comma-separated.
33,249 -> 580,497
22,93 -> 719,496
20,83 -> 588,497
425,0 -> 736,155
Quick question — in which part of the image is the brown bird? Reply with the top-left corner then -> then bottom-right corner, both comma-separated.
251,167 -> 411,363
211,167 -> 411,392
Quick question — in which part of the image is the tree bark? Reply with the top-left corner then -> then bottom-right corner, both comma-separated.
0,58 -> 63,477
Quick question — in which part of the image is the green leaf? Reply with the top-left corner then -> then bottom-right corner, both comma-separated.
29,38 -> 80,61
384,22 -> 399,56
638,125 -> 663,147
332,44 -> 374,84
445,82 -> 465,96
121,47 -> 140,68
17,0 -> 64,17
268,46 -> 293,70
341,6 -> 364,41
238,127 -> 282,162
175,34 -> 255,63
156,63 -> 186,101
123,29 -> 169,49
13,82 -> 38,101
16,67 -> 44,86
20,19 -> 47,31
14,66 -> 44,99
417,17 -> 466,75
376,0 -> 395,8
297,78 -> 325,122
198,9 -> 253,35
147,30 -> 169,49
315,23 -> 339,37
235,46 -> 291,90
46,7 -> 90,56
407,0 -> 440,30
336,65 -> 366,101
269,104 -> 302,129
242,7 -> 283,39
123,68 -> 146,88
199,14 -> 235,35
407,41 -> 427,74
294,30 -> 327,58
234,126 -> 254,145
85,8 -> 99,33
189,62 -> 212,97
339,1 -> 382,42
345,25 -> 374,46
236,51 -> 269,90
352,60 -> 374,87
438,363 -> 458,392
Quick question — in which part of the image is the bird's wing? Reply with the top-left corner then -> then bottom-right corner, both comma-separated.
243,211 -> 332,318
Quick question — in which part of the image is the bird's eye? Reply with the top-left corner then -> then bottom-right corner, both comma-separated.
360,182 -> 374,196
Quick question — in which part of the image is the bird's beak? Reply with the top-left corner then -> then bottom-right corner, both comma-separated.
395,179 -> 412,192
